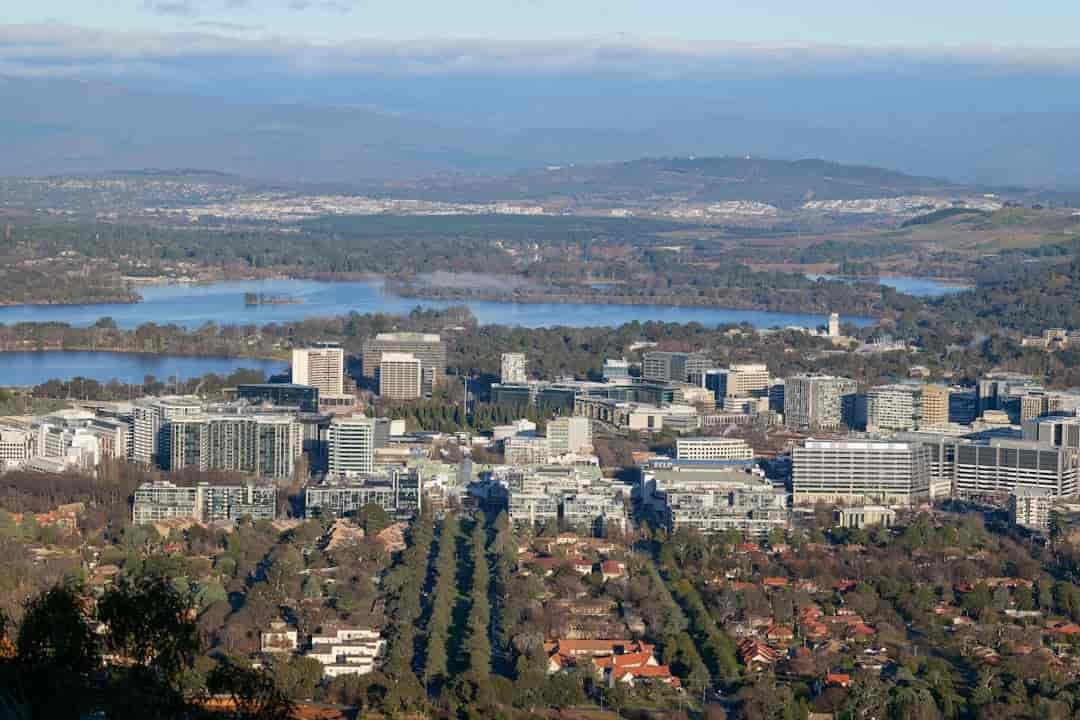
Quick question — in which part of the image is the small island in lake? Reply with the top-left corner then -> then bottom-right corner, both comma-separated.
243,292 -> 303,305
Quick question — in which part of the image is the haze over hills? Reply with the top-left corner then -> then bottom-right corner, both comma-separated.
5,70 -> 1080,194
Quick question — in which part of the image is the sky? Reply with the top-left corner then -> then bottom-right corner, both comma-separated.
7,0 -> 1080,47
4,1 -> 1080,189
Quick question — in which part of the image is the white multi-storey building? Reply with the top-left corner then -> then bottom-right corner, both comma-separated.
783,375 -> 858,430
132,481 -> 276,524
304,628 -> 387,679
505,435 -> 551,465
1009,487 -> 1054,532
675,437 -> 754,461
327,416 -> 375,476
131,396 -> 202,467
727,364 -> 771,398
292,344 -> 345,395
378,353 -> 422,400
0,426 -> 33,466
866,384 -> 923,432
547,416 -> 592,457
792,439 -> 932,506
500,352 -> 527,384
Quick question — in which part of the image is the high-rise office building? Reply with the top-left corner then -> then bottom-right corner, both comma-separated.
327,416 -> 375,476
132,396 -> 202,467
547,416 -> 592,457
727,364 -> 771,398
783,376 -> 858,430
793,439 -> 931,505
642,351 -> 710,383
500,353 -> 527,384
920,385 -> 950,428
828,312 -> 840,339
361,333 -> 446,394
292,344 -> 345,395
378,353 -> 423,400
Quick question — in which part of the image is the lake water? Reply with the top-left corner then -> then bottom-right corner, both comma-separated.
0,351 -> 287,387
0,279 -> 872,330
806,274 -> 969,297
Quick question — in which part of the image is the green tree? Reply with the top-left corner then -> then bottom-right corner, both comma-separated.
206,661 -> 295,720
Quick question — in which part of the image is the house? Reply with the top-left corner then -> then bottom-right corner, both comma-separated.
765,624 -> 795,643
825,673 -> 852,689
600,560 -> 626,581
610,664 -> 681,687
545,639 -> 656,674
261,621 -> 299,654
571,558 -> 595,575
738,639 -> 781,670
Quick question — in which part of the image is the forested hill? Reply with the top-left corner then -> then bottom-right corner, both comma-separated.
931,257 -> 1080,333
384,156 -> 992,207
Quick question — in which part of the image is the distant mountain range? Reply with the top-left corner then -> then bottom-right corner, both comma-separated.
1,74 -> 1078,207
372,156 -> 1020,209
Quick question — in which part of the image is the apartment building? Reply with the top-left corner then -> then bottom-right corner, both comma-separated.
866,384 -> 923,432
169,413 -> 303,480
131,396 -> 202,467
1009,487 -> 1054,532
783,375 -> 858,430
132,481 -> 276,524
361,332 -> 446,394
327,415 -> 375,476
304,469 -> 422,519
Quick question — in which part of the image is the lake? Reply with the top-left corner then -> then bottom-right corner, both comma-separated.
0,278 -> 873,330
0,351 -> 287,387
806,274 -> 969,297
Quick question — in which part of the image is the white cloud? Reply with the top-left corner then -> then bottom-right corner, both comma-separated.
2,22 -> 1080,82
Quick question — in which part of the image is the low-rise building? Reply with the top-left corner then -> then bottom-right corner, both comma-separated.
132,481 -> 276,524
304,469 -> 422,520
675,436 -> 754,461
835,505 -> 897,529
303,627 -> 386,679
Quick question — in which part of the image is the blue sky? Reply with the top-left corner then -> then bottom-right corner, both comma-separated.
8,0 -> 1080,46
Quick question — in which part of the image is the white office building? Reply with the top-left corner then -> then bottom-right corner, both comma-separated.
292,344 -> 345,395
675,437 -> 754,461
501,353 -> 527,384
378,353 -> 423,400
547,416 -> 592,457
792,439 -> 932,506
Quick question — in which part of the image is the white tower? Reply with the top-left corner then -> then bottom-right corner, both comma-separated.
828,312 -> 840,339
